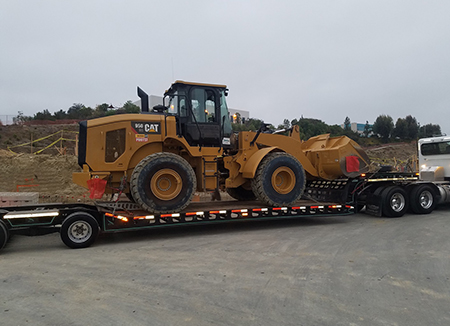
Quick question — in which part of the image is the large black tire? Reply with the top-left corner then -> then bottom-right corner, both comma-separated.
409,184 -> 437,214
226,184 -> 256,201
130,152 -> 197,214
0,220 -> 8,251
251,152 -> 306,207
381,186 -> 409,217
60,212 -> 100,249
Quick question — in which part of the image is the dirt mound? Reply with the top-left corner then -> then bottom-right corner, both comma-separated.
364,141 -> 418,172
0,123 -> 79,155
0,153 -> 87,203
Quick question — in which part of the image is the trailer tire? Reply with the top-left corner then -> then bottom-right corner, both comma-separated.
252,152 -> 305,207
60,212 -> 100,249
130,152 -> 197,214
226,184 -> 256,201
409,185 -> 436,214
381,186 -> 409,217
0,220 -> 8,251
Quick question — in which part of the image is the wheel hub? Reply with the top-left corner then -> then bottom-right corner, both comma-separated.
419,191 -> 433,209
68,221 -> 92,243
271,167 -> 295,194
390,193 -> 405,212
151,168 -> 182,200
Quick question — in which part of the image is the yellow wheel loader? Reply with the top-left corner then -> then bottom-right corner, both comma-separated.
73,81 -> 370,213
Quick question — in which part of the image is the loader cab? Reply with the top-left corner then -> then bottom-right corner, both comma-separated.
164,81 -> 232,148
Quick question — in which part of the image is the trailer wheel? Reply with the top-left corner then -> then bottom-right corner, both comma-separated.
0,220 -> 8,251
130,152 -> 197,214
226,184 -> 256,201
381,186 -> 409,217
60,212 -> 100,249
252,152 -> 305,207
409,185 -> 436,214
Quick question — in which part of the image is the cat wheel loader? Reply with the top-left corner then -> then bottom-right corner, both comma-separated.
73,80 -> 370,214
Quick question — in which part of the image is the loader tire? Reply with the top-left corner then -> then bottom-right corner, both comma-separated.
226,184 -> 256,201
251,152 -> 305,207
130,152 -> 197,214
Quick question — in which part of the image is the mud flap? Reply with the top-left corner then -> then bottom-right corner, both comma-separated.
87,178 -> 107,199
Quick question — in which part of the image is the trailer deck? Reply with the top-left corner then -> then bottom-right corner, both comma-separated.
0,199 -> 354,251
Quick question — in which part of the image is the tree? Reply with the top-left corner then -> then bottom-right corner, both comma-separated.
372,114 -> 394,141
93,103 -> 110,117
363,121 -> 372,138
393,118 -> 408,139
34,109 -> 54,120
122,100 -> 140,114
419,123 -> 441,138
277,118 -> 290,130
13,111 -> 32,125
405,115 -> 419,139
344,116 -> 351,130
232,118 -> 265,132
53,109 -> 67,120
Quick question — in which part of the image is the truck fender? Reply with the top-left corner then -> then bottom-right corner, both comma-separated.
242,147 -> 278,179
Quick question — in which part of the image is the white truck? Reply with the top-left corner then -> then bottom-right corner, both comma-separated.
417,135 -> 450,205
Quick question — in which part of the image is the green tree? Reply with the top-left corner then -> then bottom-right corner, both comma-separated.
122,100 -> 140,114
34,109 -> 54,120
53,109 -> 67,120
405,115 -> 419,139
277,118 -> 290,130
344,116 -> 351,130
373,114 -> 394,141
67,103 -> 84,119
418,123 -> 442,138
93,103 -> 110,117
393,118 -> 408,139
363,121 -> 372,138
13,111 -> 32,125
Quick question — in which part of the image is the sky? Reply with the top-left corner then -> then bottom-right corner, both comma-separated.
1,0 -> 450,134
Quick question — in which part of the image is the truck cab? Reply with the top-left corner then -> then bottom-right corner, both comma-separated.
418,136 -> 450,181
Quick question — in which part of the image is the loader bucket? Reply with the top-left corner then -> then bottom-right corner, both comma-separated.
301,134 -> 370,180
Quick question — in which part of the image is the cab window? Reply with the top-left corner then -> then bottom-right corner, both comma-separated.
190,88 -> 217,123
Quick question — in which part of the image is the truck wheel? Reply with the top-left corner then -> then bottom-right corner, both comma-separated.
226,184 -> 256,201
409,185 -> 436,214
0,220 -> 8,251
130,152 -> 197,214
60,212 -> 100,249
381,186 -> 409,217
251,152 -> 305,207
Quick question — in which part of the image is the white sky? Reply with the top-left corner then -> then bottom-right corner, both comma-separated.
1,1 -> 450,133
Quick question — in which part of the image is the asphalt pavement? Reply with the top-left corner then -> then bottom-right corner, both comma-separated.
1,206 -> 450,326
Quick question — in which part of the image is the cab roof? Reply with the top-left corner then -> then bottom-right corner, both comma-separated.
165,80 -> 227,94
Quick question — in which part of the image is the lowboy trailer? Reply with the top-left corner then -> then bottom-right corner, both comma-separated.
0,167 -> 447,253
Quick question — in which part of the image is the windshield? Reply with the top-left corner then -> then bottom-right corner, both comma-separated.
220,90 -> 232,137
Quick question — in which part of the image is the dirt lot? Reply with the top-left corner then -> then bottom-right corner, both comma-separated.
1,208 -> 450,326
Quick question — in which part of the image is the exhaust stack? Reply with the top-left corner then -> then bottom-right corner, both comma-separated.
137,87 -> 149,112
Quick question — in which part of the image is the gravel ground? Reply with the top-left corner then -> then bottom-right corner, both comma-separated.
1,206 -> 450,326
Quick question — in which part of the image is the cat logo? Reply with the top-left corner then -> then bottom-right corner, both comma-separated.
131,121 -> 161,135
